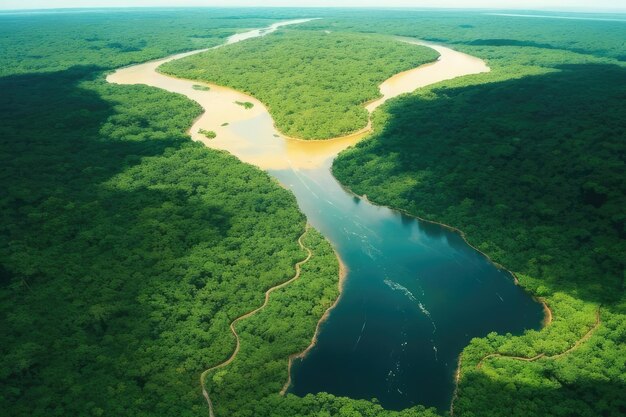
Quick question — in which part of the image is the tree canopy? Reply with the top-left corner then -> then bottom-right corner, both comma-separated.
161,29 -> 439,139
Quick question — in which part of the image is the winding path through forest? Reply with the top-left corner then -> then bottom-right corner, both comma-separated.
200,227 -> 313,417
449,307 -> 602,416
476,307 -> 601,369
107,19 -> 535,416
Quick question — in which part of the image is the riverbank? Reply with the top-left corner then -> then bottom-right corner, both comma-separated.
201,226 -> 314,417
334,178 -> 554,414
107,20 -> 545,413
114,32 -> 489,170
280,250 -> 348,395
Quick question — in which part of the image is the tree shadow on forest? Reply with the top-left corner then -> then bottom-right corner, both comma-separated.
337,63 -> 626,310
1,66 -> 184,202
456,371 -> 626,417
0,66 -> 234,411
464,38 -> 558,50
0,65 -> 233,272
421,37 -> 560,52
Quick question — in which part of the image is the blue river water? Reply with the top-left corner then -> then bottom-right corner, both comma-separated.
106,17 -> 544,412
269,159 -> 544,411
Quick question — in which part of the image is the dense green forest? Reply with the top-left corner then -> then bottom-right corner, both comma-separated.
0,9 -> 335,417
204,228 -> 437,417
311,10 -> 626,62
2,7 -> 625,417
0,9 -> 435,417
161,29 -> 439,139
332,11 -> 626,417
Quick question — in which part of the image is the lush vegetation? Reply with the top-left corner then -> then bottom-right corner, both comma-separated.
199,128 -> 217,139
0,9 -> 437,417
0,9 -> 337,417
305,9 -> 626,62
204,228 -> 440,417
332,12 -> 626,417
0,9 -> 288,77
2,7 -> 625,417
235,100 -> 255,109
161,29 -> 439,139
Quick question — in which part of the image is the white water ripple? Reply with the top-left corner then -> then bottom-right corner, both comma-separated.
352,320 -> 367,351
384,279 -> 417,302
385,279 -> 437,333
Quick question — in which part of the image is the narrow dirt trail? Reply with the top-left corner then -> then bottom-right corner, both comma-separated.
450,307 -> 601,416
201,227 -> 313,417
476,308 -> 601,369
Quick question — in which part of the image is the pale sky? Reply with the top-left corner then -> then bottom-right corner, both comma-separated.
0,0 -> 624,12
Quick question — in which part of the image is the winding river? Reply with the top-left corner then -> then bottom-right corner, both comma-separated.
108,19 -> 544,412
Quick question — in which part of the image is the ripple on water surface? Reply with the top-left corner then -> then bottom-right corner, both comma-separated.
108,25 -> 543,410
272,164 -> 544,411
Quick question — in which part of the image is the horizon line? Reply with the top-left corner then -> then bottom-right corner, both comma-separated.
1,6 -> 625,13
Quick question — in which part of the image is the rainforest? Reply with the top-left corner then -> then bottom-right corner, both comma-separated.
0,6 -> 624,417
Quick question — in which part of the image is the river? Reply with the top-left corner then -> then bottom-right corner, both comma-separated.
107,19 -> 544,412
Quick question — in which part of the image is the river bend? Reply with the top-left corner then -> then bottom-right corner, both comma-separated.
107,19 -> 544,411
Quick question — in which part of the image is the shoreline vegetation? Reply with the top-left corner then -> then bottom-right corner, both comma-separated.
156,13 -> 623,417
160,29 -> 440,140
2,8 -> 623,417
193,84 -> 211,91
199,128 -> 217,139
142,26 -> 513,415
234,100 -> 254,109
201,226 -> 314,417
109,17 -> 558,416
280,250 -> 348,396
475,307 -> 601,369
330,13 -> 625,417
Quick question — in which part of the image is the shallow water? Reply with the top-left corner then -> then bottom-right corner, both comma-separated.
108,20 -> 544,412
